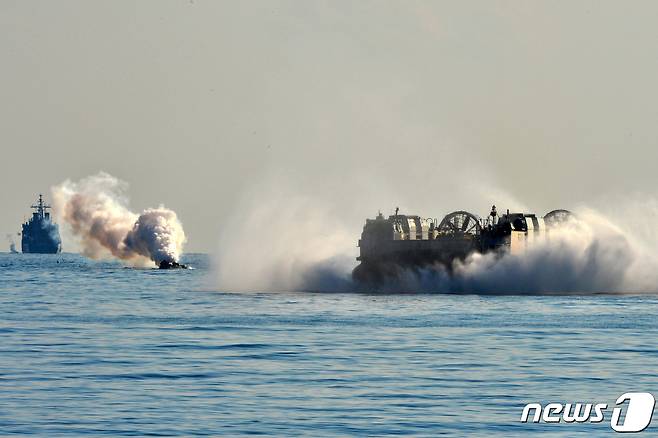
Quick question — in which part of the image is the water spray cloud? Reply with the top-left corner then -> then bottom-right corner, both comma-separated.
215,186 -> 355,292
214,182 -> 658,294
53,172 -> 186,267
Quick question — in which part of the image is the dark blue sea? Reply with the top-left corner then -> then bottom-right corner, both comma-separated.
1,253 -> 657,436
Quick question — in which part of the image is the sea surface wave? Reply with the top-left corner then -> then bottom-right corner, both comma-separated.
1,253 -> 657,436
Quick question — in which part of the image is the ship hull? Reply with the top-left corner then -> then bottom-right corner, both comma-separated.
21,234 -> 60,254
21,221 -> 61,254
353,237 -> 480,284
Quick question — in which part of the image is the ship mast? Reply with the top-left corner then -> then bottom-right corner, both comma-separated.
30,194 -> 51,219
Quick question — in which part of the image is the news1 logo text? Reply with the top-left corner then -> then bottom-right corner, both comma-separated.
521,392 -> 656,433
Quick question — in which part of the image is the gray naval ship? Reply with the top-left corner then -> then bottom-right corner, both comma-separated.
353,205 -> 572,283
21,194 -> 61,254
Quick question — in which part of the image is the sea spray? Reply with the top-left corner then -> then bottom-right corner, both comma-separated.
214,185 -> 658,293
53,172 -> 186,267
215,185 -> 356,292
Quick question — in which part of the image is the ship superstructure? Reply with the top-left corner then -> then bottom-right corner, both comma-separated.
353,205 -> 572,284
21,194 -> 61,254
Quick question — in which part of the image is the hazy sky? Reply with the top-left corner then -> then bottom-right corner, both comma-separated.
2,1 -> 658,253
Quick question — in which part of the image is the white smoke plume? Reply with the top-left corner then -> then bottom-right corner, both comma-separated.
52,172 -> 186,267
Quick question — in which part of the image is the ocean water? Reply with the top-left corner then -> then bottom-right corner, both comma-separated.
1,253 -> 657,437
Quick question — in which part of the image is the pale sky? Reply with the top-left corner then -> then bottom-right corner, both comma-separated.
2,1 -> 658,253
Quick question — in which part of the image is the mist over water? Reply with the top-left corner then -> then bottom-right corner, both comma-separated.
53,172 -> 186,267
6,233 -> 18,253
214,178 -> 658,294
214,181 -> 356,292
